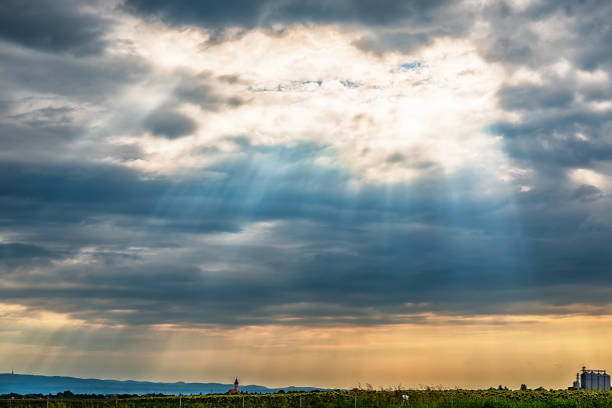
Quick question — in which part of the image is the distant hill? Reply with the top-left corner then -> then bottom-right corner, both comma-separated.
0,373 -> 325,395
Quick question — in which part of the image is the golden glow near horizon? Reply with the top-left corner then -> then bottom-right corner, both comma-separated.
2,302 -> 612,389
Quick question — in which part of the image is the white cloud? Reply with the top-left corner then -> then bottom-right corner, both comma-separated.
104,24 -> 515,184
570,168 -> 608,192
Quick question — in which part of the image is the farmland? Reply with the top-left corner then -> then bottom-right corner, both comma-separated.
2,390 -> 612,408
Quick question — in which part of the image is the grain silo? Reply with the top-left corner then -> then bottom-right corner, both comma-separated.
577,367 -> 611,390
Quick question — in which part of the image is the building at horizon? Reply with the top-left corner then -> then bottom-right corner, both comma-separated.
569,367 -> 611,390
228,378 -> 240,394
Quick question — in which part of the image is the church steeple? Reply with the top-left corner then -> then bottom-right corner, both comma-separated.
228,378 -> 240,394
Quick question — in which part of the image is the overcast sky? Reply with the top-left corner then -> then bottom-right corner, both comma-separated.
1,0 -> 612,389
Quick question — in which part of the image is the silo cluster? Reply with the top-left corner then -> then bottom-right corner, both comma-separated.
575,367 -> 611,390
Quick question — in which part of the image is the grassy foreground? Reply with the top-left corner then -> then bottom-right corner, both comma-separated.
2,390 -> 612,408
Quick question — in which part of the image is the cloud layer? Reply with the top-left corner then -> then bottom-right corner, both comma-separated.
1,0 -> 611,336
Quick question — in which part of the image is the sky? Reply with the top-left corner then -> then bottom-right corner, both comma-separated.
1,0 -> 612,390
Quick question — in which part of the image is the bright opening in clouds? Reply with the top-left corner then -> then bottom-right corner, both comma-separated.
1,0 -> 611,390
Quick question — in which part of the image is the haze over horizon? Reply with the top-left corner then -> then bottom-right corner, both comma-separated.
1,0 -> 612,391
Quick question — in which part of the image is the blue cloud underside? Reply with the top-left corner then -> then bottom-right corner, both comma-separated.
0,0 -> 611,329
1,139 -> 610,325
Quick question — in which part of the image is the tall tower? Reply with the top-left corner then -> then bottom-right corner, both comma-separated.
572,373 -> 580,389
234,378 -> 239,391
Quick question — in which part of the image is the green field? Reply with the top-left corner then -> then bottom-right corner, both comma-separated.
2,390 -> 612,408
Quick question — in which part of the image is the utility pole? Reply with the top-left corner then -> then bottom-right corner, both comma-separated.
299,396 -> 302,408
354,395 -> 357,408
242,396 -> 245,408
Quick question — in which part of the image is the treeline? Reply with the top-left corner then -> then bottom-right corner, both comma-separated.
0,389 -> 323,400
0,392 -> 166,400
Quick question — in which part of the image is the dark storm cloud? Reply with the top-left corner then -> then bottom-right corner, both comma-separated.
124,0 -> 472,54
497,122 -> 612,168
136,71 -> 249,139
478,0 -> 612,69
491,106 -> 612,169
571,184 -> 602,201
171,71 -> 249,110
0,0 -> 110,55
479,0 -> 612,248
0,42 -> 150,162
144,108 -> 197,139
498,83 -> 575,111
492,72 -> 612,171
0,46 -> 149,101
1,138 -> 612,327
1,0 -> 612,329
124,0 -> 450,29
0,243 -> 53,259
0,242 -> 66,271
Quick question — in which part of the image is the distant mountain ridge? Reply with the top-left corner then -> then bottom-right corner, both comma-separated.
0,373 -> 325,395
